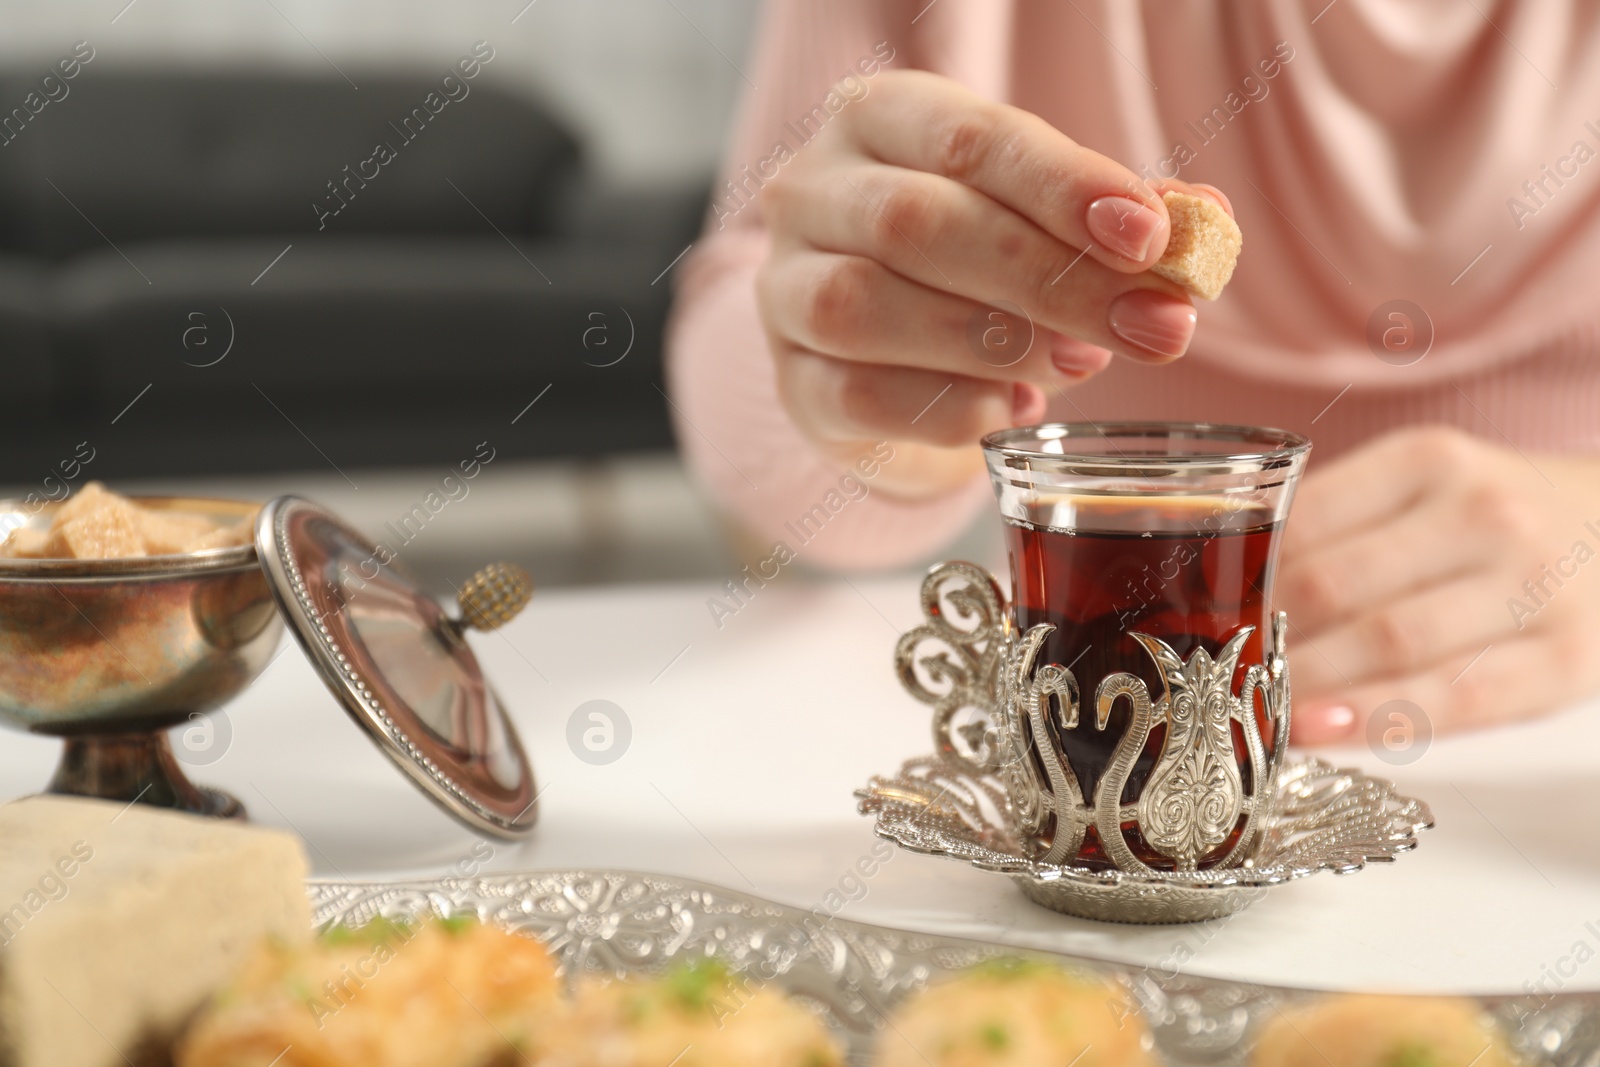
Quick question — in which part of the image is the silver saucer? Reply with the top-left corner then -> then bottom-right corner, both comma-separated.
857,753 -> 1434,924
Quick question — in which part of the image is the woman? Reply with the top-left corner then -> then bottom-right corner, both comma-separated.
666,1 -> 1600,743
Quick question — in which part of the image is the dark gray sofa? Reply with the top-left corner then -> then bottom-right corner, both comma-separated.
0,69 -> 706,482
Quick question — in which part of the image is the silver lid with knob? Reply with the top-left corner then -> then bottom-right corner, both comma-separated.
254,495 -> 538,838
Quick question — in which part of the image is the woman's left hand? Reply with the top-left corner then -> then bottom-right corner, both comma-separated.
1278,426 -> 1600,744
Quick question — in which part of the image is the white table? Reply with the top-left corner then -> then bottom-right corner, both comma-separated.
3,575 -> 1593,995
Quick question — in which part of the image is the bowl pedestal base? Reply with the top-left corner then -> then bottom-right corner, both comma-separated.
44,731 -> 245,819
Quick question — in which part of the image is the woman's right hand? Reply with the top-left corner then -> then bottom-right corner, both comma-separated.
756,69 -> 1227,499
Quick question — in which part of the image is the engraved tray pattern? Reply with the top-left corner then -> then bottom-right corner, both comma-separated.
308,869 -> 1600,1066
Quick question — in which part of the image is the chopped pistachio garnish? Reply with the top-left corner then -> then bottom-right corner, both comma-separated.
319,925 -> 355,946
979,1021 -> 1011,1050
663,958 -> 730,1012
437,913 -> 477,936
1381,1042 -> 1439,1067
319,915 -> 414,946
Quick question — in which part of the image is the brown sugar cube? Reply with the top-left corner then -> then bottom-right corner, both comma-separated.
49,482 -> 121,527
139,511 -> 221,555
47,499 -> 147,559
18,483 -> 243,559
178,517 -> 253,553
0,528 -> 51,559
1151,191 -> 1242,301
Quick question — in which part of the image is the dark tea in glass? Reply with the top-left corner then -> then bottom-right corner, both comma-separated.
984,424 -> 1309,870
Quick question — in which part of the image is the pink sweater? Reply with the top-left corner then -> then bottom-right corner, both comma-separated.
666,0 -> 1600,570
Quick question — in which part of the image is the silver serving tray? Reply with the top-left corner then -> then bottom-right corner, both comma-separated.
309,869 -> 1599,1065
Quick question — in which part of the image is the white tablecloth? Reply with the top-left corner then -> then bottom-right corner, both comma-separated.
4,575 -> 1594,995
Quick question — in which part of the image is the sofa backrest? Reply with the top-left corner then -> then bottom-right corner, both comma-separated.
0,67 -> 582,256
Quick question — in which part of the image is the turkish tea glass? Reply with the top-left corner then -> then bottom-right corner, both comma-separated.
982,422 -> 1310,869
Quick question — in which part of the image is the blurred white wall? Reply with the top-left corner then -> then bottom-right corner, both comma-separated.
0,0 -> 759,182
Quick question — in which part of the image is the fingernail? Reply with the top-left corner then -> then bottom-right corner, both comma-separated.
1189,183 -> 1234,217
1293,703 -> 1358,745
1049,334 -> 1113,375
1011,383 -> 1047,424
1109,290 -> 1197,359
1085,196 -> 1168,263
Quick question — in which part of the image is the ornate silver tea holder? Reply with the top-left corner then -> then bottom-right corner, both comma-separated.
857,562 -> 1435,924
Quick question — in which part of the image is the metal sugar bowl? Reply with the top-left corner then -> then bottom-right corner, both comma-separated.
0,495 -> 540,839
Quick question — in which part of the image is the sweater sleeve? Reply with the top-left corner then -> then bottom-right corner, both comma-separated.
663,0 -> 992,572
